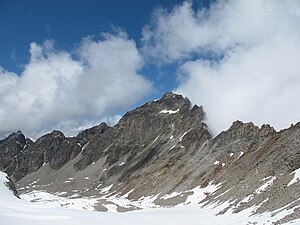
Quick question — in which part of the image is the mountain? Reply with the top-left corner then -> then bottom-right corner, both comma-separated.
0,92 -> 299,224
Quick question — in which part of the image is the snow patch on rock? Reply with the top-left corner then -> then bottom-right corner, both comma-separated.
287,168 -> 300,186
160,109 -> 179,114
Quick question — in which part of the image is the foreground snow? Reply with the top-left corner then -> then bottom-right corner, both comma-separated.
1,172 -> 299,225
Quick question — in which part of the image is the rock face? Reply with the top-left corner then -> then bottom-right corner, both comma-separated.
0,92 -> 299,223
0,130 -> 83,181
0,131 -> 27,173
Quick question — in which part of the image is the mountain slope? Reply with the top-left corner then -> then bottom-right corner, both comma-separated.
0,92 -> 299,224
0,171 -> 299,225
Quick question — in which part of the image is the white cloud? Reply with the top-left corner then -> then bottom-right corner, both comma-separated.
0,33 -> 151,139
143,0 -> 300,134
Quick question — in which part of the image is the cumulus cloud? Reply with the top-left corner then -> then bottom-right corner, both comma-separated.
143,0 -> 300,134
0,33 -> 151,139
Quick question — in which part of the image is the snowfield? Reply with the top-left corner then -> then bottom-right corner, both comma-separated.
0,172 -> 299,225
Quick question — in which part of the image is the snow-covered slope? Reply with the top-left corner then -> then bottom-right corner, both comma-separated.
1,172 -> 299,225
0,172 -> 18,201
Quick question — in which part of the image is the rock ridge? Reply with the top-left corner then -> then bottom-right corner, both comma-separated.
0,92 -> 299,224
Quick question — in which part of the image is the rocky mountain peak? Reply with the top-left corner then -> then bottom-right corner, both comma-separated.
1,131 -> 26,144
0,92 -> 299,224
77,122 -> 110,141
222,120 -> 277,137
260,124 -> 276,135
115,92 -> 207,144
119,92 -> 192,119
73,92 -> 209,173
0,131 -> 26,174
45,130 -> 65,138
156,91 -> 190,109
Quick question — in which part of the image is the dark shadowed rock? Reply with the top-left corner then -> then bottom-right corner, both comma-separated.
77,122 -> 110,141
4,174 -> 19,198
0,131 -> 26,174
1,130 -> 83,181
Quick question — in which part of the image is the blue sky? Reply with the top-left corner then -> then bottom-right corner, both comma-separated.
0,0 -> 177,71
0,0 -> 208,96
1,0 -> 300,139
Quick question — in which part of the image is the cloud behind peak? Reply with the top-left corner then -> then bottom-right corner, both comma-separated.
143,0 -> 300,134
0,33 -> 151,139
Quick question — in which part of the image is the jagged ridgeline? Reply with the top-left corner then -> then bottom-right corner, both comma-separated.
0,92 -> 299,219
